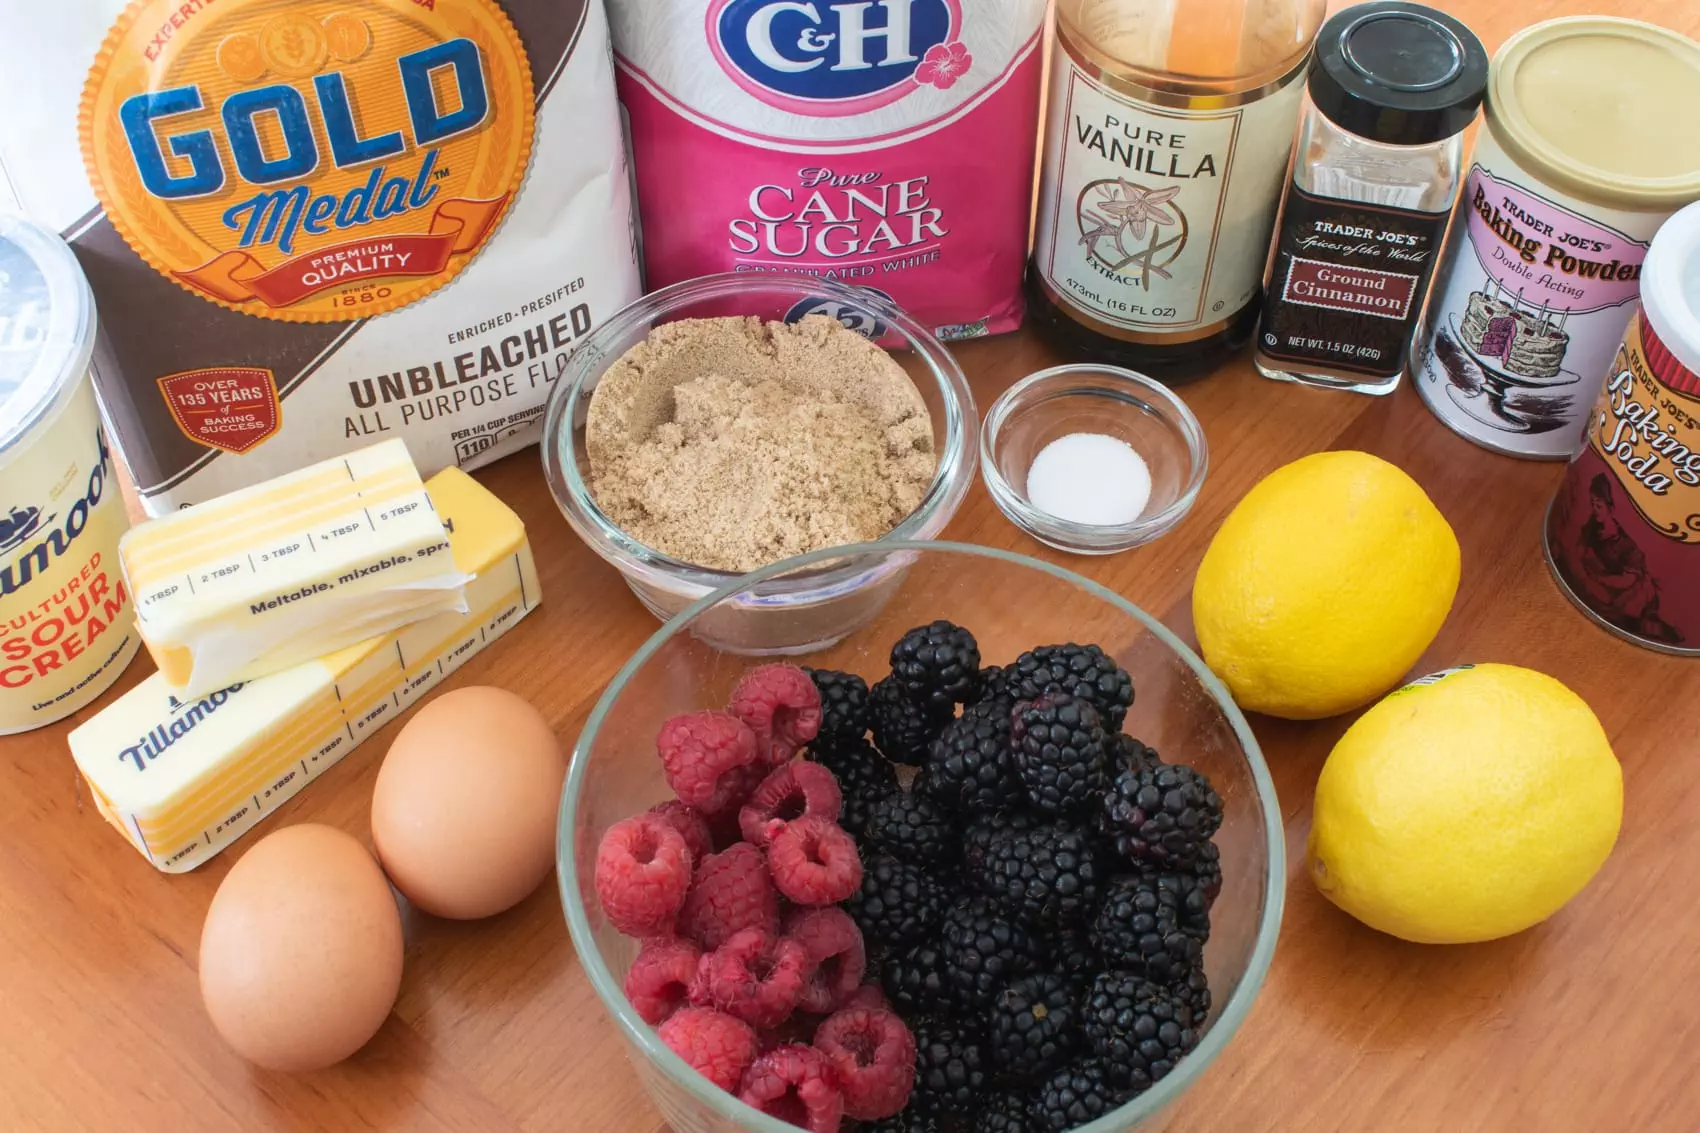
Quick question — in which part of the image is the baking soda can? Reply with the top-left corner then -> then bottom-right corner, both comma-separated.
1416,18 -> 1700,460
1544,201 -> 1700,655
0,214 -> 139,731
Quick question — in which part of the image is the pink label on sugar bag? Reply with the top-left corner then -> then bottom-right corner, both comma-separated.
1463,167 -> 1648,314
616,37 -> 1042,337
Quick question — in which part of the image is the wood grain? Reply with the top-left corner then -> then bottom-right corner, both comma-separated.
4,1 -> 1697,1128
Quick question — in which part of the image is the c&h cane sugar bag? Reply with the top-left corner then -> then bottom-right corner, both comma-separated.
0,0 -> 639,514
609,0 -> 1046,340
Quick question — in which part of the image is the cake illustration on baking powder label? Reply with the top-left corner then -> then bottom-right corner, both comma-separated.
1458,284 -> 1572,380
1420,164 -> 1649,447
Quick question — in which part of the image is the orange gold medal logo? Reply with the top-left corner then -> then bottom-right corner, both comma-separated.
79,0 -> 535,323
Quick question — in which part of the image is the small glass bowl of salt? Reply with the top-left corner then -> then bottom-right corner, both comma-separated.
980,364 -> 1208,555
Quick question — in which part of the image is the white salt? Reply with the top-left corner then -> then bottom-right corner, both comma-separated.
1025,433 -> 1152,526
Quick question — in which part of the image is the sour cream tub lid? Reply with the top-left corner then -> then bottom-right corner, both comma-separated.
0,213 -> 97,456
1489,17 -> 1700,212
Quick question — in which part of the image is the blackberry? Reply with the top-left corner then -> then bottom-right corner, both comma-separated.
1171,958 -> 1212,1024
890,620 -> 982,710
911,1021 -> 992,1116
845,853 -> 949,954
1155,869 -> 1213,940
941,897 -> 1045,1009
1046,926 -> 1101,996
1110,733 -> 1160,775
1188,841 -> 1223,909
1031,1059 -> 1126,1131
867,787 -> 958,867
1004,644 -> 1135,731
881,942 -> 958,1015
965,810 -> 1041,877
1099,762 -> 1224,868
989,973 -> 1081,1083
869,675 -> 952,766
976,1092 -> 1040,1133
861,1112 -> 942,1133
968,665 -> 1008,706
1081,972 -> 1197,1093
1011,694 -> 1110,816
804,668 -> 870,743
970,821 -> 1103,927
1091,875 -> 1203,983
923,696 -> 1025,814
806,737 -> 895,841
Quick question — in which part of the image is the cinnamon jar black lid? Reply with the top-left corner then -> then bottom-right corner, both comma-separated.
1309,1 -> 1490,146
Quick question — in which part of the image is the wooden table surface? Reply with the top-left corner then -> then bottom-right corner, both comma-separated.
6,1 -> 1698,1129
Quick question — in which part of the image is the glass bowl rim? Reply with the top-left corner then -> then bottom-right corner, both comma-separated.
558,539 -> 1286,1133
539,271 -> 978,596
980,364 -> 1209,547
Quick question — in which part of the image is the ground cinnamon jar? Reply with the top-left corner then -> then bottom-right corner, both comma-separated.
1544,200 -> 1700,654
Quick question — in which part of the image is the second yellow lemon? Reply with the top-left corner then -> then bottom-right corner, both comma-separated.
1193,451 -> 1459,719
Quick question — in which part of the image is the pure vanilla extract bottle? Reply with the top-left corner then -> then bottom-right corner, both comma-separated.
1027,0 -> 1327,381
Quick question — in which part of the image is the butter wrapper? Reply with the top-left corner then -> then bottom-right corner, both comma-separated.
119,438 -> 470,697
71,468 -> 538,872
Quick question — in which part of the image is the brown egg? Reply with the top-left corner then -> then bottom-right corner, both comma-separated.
199,824 -> 403,1072
371,685 -> 567,919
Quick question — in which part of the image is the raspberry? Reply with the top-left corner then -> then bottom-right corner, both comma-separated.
839,982 -> 893,1014
595,813 -> 693,937
814,1007 -> 917,1120
783,906 -> 868,1014
657,711 -> 763,813
690,927 -> 810,1028
624,936 -> 702,1024
738,1044 -> 844,1133
657,1007 -> 759,1093
766,816 -> 864,906
757,1013 -> 820,1054
730,664 -> 823,766
677,843 -> 780,950
648,800 -> 714,862
740,761 -> 844,846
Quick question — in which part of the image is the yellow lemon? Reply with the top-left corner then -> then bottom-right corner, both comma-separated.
1193,450 -> 1459,719
1308,664 -> 1622,944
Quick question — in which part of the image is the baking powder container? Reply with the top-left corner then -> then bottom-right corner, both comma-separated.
1415,18 -> 1700,459
0,213 -> 139,731
1543,200 -> 1700,654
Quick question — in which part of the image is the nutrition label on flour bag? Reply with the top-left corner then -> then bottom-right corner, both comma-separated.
0,0 -> 639,515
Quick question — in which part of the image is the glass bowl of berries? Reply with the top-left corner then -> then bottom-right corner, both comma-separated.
562,541 -> 1283,1133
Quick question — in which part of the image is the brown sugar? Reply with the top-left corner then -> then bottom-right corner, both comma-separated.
585,315 -> 937,573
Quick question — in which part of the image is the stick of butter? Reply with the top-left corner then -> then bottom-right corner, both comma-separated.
71,468 -> 540,873
119,439 -> 471,697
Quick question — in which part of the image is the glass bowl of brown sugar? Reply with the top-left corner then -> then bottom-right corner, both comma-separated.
541,272 -> 977,653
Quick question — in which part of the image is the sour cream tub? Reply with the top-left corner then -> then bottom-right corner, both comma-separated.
0,214 -> 139,732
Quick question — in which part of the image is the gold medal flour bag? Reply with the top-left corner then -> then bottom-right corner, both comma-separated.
0,0 -> 638,514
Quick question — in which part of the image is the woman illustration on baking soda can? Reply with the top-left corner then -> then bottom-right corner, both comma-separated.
1561,474 -> 1683,646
